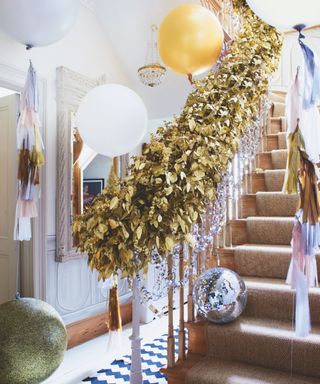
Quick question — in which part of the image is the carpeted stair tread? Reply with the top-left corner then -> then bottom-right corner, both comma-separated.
264,169 -> 285,191
256,192 -> 298,216
271,149 -> 287,169
246,217 -> 294,245
266,132 -> 287,151
271,92 -> 286,104
185,357 -> 320,384
271,101 -> 286,117
184,90 -> 320,384
235,244 -> 320,279
206,317 -> 320,378
243,276 -> 320,324
278,132 -> 287,149
234,244 -> 293,279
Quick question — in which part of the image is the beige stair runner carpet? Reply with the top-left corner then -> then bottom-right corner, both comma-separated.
186,93 -> 320,384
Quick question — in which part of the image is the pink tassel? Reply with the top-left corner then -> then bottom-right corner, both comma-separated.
286,215 -> 318,337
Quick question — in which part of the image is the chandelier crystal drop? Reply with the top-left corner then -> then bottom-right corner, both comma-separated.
138,25 -> 166,87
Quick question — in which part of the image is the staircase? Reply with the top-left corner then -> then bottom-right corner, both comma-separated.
164,93 -> 320,384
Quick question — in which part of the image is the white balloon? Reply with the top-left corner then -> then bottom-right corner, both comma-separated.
246,0 -> 320,31
0,0 -> 79,47
77,84 -> 148,158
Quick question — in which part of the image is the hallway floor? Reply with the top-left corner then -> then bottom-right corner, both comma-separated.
44,307 -> 184,384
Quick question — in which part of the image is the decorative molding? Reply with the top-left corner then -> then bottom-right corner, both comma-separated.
47,234 -> 131,323
0,61 -> 47,300
56,66 -> 106,262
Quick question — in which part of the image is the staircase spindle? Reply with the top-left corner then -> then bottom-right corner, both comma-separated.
187,245 -> 195,323
226,198 -> 232,247
178,245 -> 186,360
215,233 -> 220,266
167,252 -> 175,368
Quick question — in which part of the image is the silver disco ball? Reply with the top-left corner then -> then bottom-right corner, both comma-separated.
193,267 -> 247,324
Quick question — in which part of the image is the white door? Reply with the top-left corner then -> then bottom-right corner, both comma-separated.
0,93 -> 19,304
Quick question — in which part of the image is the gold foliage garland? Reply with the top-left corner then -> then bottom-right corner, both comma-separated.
73,0 -> 282,279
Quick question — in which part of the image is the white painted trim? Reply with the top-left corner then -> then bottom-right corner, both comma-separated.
56,66 -> 106,262
0,61 -> 47,300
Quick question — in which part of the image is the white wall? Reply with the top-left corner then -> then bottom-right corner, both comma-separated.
0,4 -> 132,322
272,27 -> 320,91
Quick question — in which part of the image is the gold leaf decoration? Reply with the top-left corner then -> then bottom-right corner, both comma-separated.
73,0 -> 282,279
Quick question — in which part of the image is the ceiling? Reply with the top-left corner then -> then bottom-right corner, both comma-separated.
92,0 -> 202,120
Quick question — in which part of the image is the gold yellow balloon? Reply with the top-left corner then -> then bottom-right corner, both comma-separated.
158,4 -> 224,77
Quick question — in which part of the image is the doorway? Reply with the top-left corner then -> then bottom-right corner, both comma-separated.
0,88 -> 20,303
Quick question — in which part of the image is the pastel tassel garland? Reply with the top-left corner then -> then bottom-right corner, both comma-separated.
14,62 -> 44,241
284,41 -> 320,336
286,156 -> 320,336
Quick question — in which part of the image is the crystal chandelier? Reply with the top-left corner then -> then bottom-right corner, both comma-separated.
138,25 -> 166,87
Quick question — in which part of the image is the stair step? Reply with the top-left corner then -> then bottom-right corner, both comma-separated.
271,149 -> 287,169
246,216 -> 294,245
266,132 -> 287,151
252,171 -> 266,193
186,357 -> 320,384
268,117 -> 287,134
240,194 -> 257,218
240,192 -> 298,218
265,134 -> 279,151
206,318 -> 320,378
271,101 -> 286,118
256,192 -> 298,216
256,152 -> 272,169
271,91 -> 286,104
234,244 -> 292,279
278,132 -> 287,149
256,149 -> 288,170
243,277 -> 320,325
264,169 -> 285,191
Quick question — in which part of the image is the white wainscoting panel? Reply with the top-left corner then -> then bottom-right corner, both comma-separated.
46,235 -> 131,324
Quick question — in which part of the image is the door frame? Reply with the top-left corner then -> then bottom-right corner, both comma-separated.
0,61 -> 47,300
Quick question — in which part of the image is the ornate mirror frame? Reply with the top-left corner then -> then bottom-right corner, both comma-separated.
56,66 -> 106,262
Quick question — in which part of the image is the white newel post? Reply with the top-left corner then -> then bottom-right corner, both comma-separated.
130,277 -> 143,384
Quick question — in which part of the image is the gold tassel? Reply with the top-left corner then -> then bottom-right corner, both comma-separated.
107,277 -> 122,332
298,155 -> 320,225
282,123 -> 305,194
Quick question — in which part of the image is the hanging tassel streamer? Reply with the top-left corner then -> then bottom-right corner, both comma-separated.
108,280 -> 122,332
105,275 -> 122,358
282,123 -> 305,194
297,30 -> 320,109
14,61 -> 44,241
286,156 -> 320,336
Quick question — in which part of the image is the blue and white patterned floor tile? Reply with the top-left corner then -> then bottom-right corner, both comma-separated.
82,330 -> 187,384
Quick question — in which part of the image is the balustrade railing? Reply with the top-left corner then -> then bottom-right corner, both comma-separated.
134,0 -> 273,370
163,92 -> 272,367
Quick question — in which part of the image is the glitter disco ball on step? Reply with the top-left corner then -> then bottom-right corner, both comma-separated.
193,267 -> 247,324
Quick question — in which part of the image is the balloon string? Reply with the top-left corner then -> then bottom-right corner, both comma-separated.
188,74 -> 194,85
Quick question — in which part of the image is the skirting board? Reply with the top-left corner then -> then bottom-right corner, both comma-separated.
66,302 -> 132,348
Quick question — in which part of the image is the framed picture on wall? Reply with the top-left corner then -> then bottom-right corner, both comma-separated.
82,178 -> 105,210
